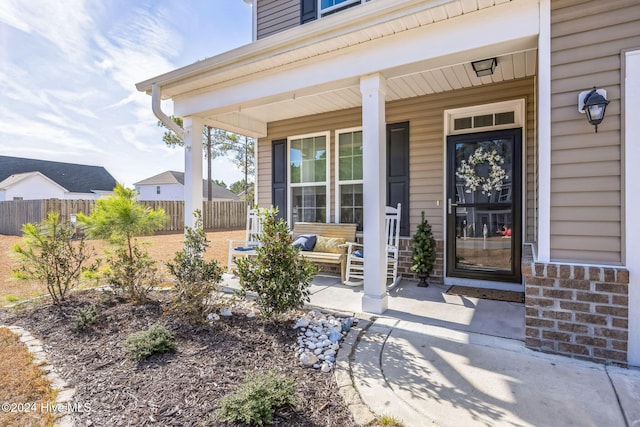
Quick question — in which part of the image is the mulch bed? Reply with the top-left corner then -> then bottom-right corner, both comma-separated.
0,290 -> 358,426
445,286 -> 525,303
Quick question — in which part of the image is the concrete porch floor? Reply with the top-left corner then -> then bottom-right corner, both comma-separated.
306,275 -> 525,341
222,273 -> 524,341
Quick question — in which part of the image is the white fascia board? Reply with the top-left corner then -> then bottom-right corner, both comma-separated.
174,0 -> 539,118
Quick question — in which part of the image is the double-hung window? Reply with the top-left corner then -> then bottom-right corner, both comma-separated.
336,128 -> 363,230
289,133 -> 330,225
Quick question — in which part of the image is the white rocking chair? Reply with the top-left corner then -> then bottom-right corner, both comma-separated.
344,203 -> 401,287
227,207 -> 263,273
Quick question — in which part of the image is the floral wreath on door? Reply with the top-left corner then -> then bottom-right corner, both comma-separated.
456,147 -> 508,196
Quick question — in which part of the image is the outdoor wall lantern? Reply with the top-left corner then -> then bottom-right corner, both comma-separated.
578,87 -> 610,133
471,58 -> 497,77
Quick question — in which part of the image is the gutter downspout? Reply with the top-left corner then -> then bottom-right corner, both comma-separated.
152,83 -> 184,139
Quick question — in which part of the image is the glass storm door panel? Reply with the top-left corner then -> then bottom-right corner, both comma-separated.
446,129 -> 522,283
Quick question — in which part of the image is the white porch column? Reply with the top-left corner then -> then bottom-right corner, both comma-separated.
360,73 -> 388,314
537,0 -> 551,262
625,49 -> 640,366
183,117 -> 204,228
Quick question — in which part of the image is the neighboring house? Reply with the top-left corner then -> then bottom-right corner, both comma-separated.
0,156 -> 117,200
133,171 -> 240,201
137,0 -> 640,366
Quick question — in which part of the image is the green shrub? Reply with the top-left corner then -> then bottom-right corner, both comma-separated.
72,304 -> 97,331
12,213 -> 97,304
125,323 -> 176,360
235,208 -> 318,319
166,211 -> 223,324
216,371 -> 296,426
103,244 -> 162,303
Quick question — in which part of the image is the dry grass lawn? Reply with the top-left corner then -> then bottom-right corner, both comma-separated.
0,327 -> 57,427
0,229 -> 244,306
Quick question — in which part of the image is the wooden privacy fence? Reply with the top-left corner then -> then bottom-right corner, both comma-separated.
0,199 -> 247,236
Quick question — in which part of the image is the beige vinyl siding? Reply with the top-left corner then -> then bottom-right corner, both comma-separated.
550,0 -> 640,264
258,77 -> 536,241
257,0 -> 300,40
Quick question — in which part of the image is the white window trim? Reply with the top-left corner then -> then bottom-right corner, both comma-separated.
287,131 -> 331,225
334,126 -> 363,225
446,99 -> 525,135
319,0 -> 361,17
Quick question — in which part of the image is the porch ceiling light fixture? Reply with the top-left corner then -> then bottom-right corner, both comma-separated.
471,58 -> 497,77
578,87 -> 610,133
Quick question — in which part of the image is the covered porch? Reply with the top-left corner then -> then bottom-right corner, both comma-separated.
137,0 -> 543,315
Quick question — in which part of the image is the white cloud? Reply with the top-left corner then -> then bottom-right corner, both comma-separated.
0,0 -> 252,189
93,6 -> 180,98
0,0 -> 93,62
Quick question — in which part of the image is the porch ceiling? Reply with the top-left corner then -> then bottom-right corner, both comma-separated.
209,49 -> 537,127
137,0 -> 539,137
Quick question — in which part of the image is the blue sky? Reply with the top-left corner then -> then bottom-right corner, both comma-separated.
0,0 -> 252,187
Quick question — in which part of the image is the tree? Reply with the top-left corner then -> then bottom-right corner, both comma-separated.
213,179 -> 227,189
218,134 -> 255,195
411,211 -> 437,288
230,181 -> 255,202
78,183 -> 167,302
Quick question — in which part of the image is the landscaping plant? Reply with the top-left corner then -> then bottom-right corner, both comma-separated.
12,212 -> 97,304
215,370 -> 296,426
411,211 -> 437,287
72,304 -> 98,331
124,323 -> 176,361
78,183 -> 167,302
166,211 -> 223,324
235,208 -> 318,318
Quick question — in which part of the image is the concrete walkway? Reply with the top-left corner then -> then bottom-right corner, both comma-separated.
223,274 -> 640,426
303,276 -> 640,427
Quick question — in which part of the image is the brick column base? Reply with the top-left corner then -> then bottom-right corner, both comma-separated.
522,245 -> 629,365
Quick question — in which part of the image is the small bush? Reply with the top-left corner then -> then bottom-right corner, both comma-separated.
235,208 -> 318,318
216,371 -> 296,426
125,324 -> 176,361
12,213 -> 97,304
72,304 -> 97,331
103,244 -> 162,303
166,211 -> 223,324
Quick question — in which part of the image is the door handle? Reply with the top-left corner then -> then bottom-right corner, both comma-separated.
448,199 -> 458,215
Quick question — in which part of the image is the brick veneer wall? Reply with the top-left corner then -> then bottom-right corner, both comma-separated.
397,238 -> 444,284
353,237 -> 444,284
522,246 -> 629,365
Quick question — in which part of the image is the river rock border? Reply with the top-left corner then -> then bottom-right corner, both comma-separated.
297,307 -> 378,426
1,325 -> 75,427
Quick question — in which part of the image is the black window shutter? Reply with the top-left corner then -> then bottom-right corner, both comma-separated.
272,139 -> 288,222
301,0 -> 317,24
387,122 -> 410,237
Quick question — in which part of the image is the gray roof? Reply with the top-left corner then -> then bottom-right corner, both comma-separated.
134,170 -> 240,200
0,156 -> 118,193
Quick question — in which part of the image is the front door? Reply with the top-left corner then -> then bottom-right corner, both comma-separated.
446,129 -> 522,283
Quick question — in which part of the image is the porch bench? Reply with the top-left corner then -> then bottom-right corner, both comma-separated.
292,222 -> 357,283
